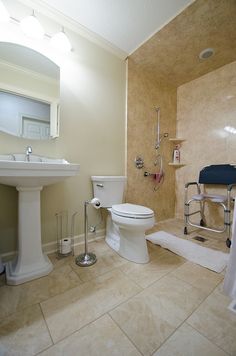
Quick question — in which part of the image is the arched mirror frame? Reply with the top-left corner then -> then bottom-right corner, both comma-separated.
0,41 -> 60,140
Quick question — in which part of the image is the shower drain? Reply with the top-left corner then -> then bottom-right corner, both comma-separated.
193,236 -> 208,242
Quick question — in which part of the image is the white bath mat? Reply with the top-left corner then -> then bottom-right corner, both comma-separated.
146,231 -> 229,273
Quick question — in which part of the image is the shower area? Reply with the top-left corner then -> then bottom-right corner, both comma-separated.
126,58 -> 177,224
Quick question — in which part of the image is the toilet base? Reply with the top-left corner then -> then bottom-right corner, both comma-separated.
105,215 -> 151,264
118,228 -> 149,264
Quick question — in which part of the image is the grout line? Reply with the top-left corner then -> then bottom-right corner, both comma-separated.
151,278 -> 225,355
38,303 -> 54,350
34,312 -> 115,354
2,229 -> 230,355
0,264 -> 84,320
170,271 -> 224,297
72,261 -> 129,284
40,311 -> 112,347
185,322 -> 231,356
184,279 -> 231,356
34,267 -> 147,347
116,267 -> 145,291
109,313 -> 145,356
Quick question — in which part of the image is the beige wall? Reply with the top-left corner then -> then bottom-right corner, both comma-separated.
0,27 -> 126,254
175,61 -> 236,226
126,59 -> 177,224
0,60 -> 59,100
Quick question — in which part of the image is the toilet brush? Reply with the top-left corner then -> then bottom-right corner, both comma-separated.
75,198 -> 100,267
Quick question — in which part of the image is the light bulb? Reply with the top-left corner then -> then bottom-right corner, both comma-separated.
20,12 -> 44,40
50,30 -> 72,53
224,126 -> 236,134
0,1 -> 10,22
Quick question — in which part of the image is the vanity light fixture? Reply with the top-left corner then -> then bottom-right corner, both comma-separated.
1,2 -> 72,53
20,11 -> 45,40
0,0 -> 10,22
50,28 -> 72,53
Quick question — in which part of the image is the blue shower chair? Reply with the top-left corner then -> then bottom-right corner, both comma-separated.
184,164 -> 236,247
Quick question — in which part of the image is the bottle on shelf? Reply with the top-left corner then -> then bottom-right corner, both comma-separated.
172,144 -> 180,164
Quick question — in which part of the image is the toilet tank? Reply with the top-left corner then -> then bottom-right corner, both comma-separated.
91,176 -> 127,207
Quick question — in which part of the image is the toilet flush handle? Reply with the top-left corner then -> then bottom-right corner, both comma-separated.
96,184 -> 104,188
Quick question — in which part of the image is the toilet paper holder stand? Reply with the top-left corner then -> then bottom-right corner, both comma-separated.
55,211 -> 78,258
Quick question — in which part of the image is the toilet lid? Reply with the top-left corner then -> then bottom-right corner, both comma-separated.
112,203 -> 154,218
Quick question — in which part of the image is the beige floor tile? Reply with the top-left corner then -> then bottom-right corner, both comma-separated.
1,220 -> 231,355
119,250 -> 185,288
0,304 -> 52,356
41,269 -> 141,343
170,261 -> 223,295
0,264 -> 82,319
153,323 -> 227,356
188,283 -> 236,355
110,275 -> 205,355
146,241 -> 168,259
155,218 -> 229,253
74,238 -> 110,257
39,314 -> 141,356
48,252 -> 74,268
147,274 -> 206,318
72,239 -> 164,283
71,244 -> 128,282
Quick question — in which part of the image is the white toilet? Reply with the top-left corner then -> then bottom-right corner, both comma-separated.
91,176 -> 155,263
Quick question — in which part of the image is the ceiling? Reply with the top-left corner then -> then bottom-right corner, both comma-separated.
15,0 -> 236,87
130,0 -> 236,87
38,0 -> 194,54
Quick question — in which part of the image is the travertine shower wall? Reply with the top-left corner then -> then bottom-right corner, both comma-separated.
175,61 -> 236,226
126,59 -> 177,223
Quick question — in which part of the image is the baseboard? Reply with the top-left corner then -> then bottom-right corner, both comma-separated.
43,228 -> 106,255
1,228 -> 106,261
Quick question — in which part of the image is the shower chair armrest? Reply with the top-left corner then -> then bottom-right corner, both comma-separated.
227,183 -> 236,192
184,182 -> 201,202
185,181 -> 199,188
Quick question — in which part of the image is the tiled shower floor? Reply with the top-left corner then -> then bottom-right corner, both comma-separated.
0,218 -> 235,355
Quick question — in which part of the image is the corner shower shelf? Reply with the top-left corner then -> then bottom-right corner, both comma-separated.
168,163 -> 186,167
168,138 -> 186,167
169,138 -> 185,143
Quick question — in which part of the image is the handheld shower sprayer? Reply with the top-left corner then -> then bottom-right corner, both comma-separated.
154,106 -> 168,149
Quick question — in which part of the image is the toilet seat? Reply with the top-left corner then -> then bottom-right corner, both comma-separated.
111,203 -> 154,219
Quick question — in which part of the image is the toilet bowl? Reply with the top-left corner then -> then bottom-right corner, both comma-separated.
91,176 -> 155,263
109,203 -> 154,263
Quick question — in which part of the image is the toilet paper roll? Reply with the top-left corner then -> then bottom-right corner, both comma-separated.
90,197 -> 101,209
59,238 -> 72,255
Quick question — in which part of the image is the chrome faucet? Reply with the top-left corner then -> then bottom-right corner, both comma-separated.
26,146 -> 32,161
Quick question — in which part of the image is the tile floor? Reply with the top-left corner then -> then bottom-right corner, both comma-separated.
0,218 -> 236,356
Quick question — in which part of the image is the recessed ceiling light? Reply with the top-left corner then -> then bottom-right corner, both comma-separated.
199,48 -> 214,60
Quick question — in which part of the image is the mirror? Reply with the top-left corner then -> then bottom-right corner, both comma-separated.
0,42 -> 60,140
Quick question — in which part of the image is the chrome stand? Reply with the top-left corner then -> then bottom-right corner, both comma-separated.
75,200 -> 97,267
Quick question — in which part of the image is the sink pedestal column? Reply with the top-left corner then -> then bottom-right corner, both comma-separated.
5,186 -> 53,285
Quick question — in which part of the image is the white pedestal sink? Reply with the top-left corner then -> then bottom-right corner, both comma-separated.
0,154 -> 80,285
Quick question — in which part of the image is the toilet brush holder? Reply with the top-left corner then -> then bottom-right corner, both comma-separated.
75,198 -> 100,267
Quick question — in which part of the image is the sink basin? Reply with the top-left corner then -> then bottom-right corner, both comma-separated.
0,153 -> 80,285
0,154 -> 80,187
